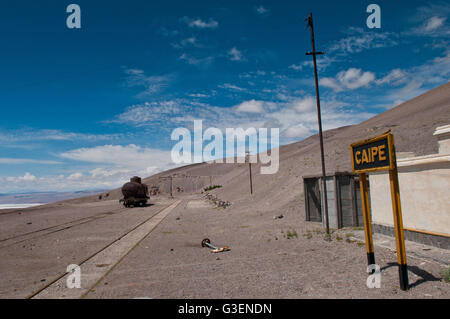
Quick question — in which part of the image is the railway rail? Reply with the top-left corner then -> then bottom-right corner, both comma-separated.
26,199 -> 181,299
0,206 -> 132,249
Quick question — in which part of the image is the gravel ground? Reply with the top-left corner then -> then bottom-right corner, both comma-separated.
85,195 -> 450,299
1,83 -> 449,299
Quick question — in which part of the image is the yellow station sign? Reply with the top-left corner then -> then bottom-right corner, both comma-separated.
350,132 -> 395,173
350,132 -> 409,291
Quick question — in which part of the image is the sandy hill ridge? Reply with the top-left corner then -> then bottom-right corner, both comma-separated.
68,82 -> 450,218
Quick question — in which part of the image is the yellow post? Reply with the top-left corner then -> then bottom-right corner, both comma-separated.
389,167 -> 409,290
359,173 -> 375,266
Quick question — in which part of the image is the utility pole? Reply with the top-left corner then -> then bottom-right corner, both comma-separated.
305,13 -> 330,237
246,151 -> 253,195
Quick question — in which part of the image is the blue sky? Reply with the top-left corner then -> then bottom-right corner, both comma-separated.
0,0 -> 449,192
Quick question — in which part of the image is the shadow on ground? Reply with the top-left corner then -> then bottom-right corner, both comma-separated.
381,262 -> 441,289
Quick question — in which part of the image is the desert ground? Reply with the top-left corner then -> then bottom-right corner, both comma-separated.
0,82 -> 449,299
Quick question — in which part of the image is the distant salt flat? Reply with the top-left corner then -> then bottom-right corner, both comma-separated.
0,204 -> 43,209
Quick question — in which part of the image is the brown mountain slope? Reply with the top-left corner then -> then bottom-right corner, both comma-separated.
69,82 -> 450,217
210,82 -> 450,215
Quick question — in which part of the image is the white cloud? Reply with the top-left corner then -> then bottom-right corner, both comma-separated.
255,6 -> 269,15
328,27 -> 398,55
0,158 -> 62,164
179,53 -> 214,66
291,97 -> 316,113
288,64 -> 303,71
60,144 -> 173,171
1,145 -> 180,192
182,17 -> 218,29
0,129 -> 119,143
320,68 -> 376,92
379,50 -> 450,108
375,69 -> 407,86
411,16 -> 448,36
7,172 -> 36,182
171,37 -> 199,49
234,100 -> 265,113
110,94 -> 374,144
423,16 -> 446,32
218,83 -> 247,92
67,172 -> 83,180
292,55 -> 336,72
227,47 -> 244,61
123,68 -> 172,97
409,4 -> 450,37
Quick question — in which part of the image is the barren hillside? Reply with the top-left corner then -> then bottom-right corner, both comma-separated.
68,82 -> 450,218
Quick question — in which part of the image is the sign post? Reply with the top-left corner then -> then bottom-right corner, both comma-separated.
359,172 -> 375,266
350,132 -> 409,290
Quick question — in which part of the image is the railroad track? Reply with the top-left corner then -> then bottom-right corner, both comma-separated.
0,206 -> 132,249
27,199 -> 181,299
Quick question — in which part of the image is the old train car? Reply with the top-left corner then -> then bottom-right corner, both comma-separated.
120,176 -> 149,207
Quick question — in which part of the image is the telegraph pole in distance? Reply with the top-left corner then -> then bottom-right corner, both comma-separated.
305,13 -> 330,237
246,151 -> 253,195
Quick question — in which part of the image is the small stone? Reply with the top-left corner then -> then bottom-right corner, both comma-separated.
170,248 -> 174,252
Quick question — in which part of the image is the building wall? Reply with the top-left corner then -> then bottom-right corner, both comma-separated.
369,160 -> 450,237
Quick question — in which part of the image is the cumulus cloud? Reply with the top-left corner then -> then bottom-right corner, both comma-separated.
291,97 -> 316,113
409,4 -> 450,37
320,68 -> 375,92
67,172 -> 83,180
182,17 -> 218,29
328,27 -> 398,55
375,69 -> 407,86
377,50 -> 450,108
255,6 -> 270,16
218,83 -> 247,92
60,144 -> 173,171
234,100 -> 265,113
179,53 -> 214,66
424,16 -> 446,32
288,64 -> 303,71
227,47 -> 244,62
0,158 -> 62,164
0,129 -> 119,143
110,95 -> 373,144
291,55 -> 336,72
123,68 -> 172,97
2,145 -> 181,192
7,172 -> 36,182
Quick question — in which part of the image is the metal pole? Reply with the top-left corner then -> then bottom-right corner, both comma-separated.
246,151 -> 253,195
306,13 -> 330,236
359,173 -> 375,266
249,161 -> 253,195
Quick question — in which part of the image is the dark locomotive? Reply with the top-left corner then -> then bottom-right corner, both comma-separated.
120,176 -> 149,207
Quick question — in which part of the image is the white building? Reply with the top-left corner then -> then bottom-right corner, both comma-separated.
369,125 -> 450,249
